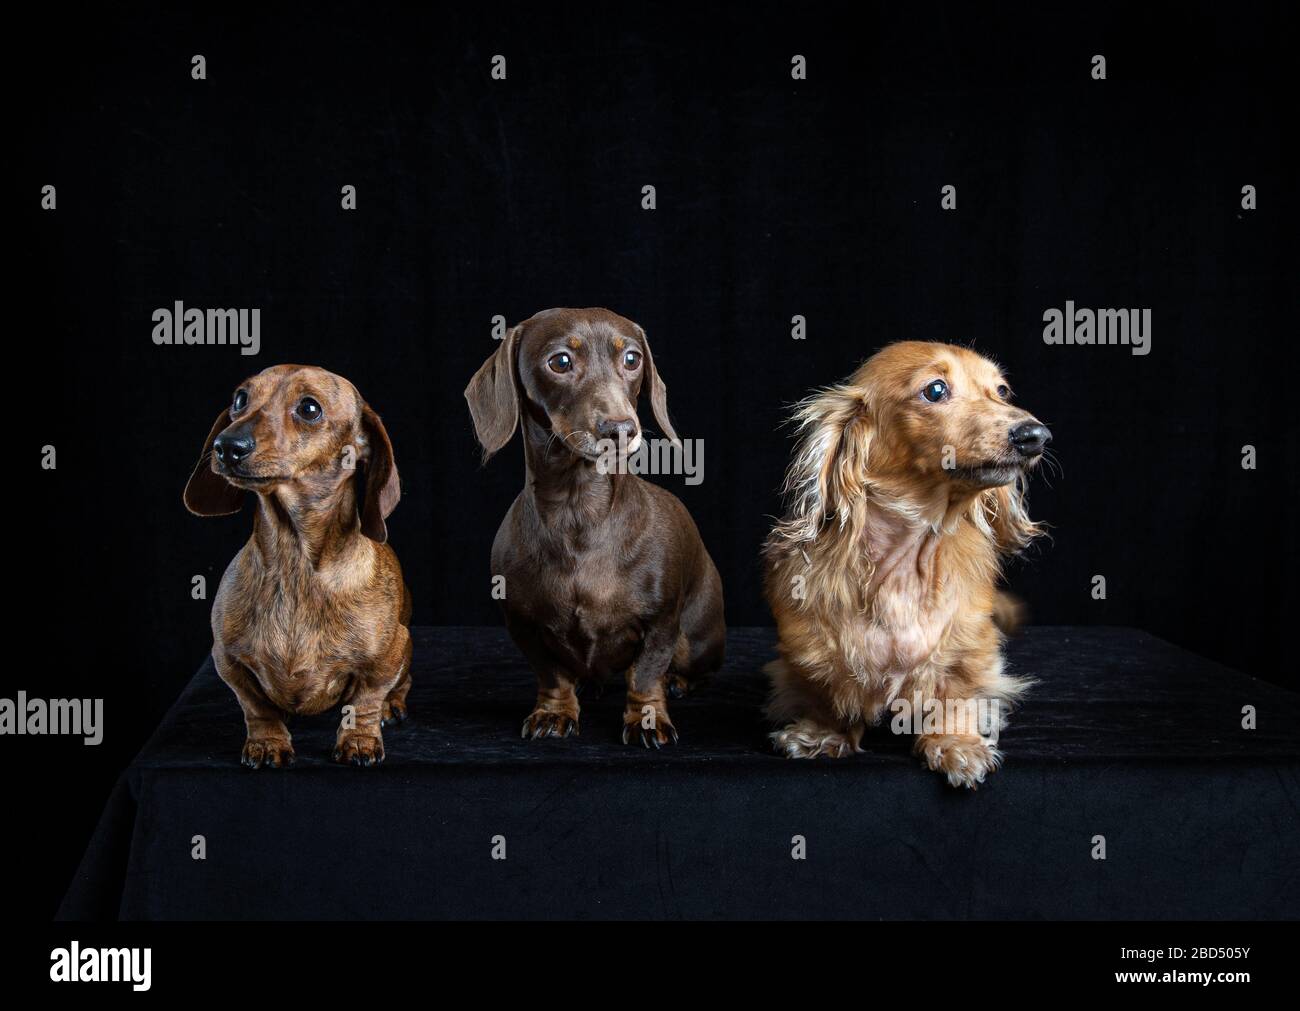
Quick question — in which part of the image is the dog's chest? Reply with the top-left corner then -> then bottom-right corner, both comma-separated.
224,567 -> 377,713
857,589 -> 956,675
848,550 -> 961,680
557,564 -> 645,669
510,544 -> 645,674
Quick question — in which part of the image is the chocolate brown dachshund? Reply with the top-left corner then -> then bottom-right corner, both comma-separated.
184,365 -> 412,768
465,308 -> 725,746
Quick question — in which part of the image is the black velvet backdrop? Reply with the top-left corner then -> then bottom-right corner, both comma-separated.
16,1 -> 1293,919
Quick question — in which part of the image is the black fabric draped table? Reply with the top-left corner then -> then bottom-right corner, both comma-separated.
59,626 -> 1299,920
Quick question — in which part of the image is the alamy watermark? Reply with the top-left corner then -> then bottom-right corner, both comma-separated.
594,435 -> 704,486
50,943 -> 150,991
0,692 -> 103,745
1043,300 -> 1151,356
889,694 -> 1003,746
152,302 -> 260,355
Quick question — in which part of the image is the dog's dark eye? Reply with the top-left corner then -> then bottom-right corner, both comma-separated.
295,397 -> 323,423
623,350 -> 642,370
548,352 -> 573,374
997,384 -> 1010,400
232,389 -> 248,414
922,379 -> 949,403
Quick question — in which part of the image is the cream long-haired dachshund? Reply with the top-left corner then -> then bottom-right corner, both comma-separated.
763,341 -> 1051,788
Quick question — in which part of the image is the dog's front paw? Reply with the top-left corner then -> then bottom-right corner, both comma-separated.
381,699 -> 408,727
333,731 -> 385,767
622,704 -> 678,748
771,719 -> 861,759
521,709 -> 579,740
241,735 -> 295,769
915,733 -> 1002,789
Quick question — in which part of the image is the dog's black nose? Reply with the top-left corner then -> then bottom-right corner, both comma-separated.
214,430 -> 255,465
596,417 -> 638,442
1009,422 -> 1052,457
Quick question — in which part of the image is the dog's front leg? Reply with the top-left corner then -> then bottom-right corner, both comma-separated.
520,667 -> 581,740
214,652 -> 295,769
913,687 -> 1005,790
623,626 -> 680,748
334,625 -> 411,767
514,633 -> 581,739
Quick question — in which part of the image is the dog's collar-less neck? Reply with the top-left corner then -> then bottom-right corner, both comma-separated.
520,411 -> 626,529
866,517 -> 943,586
252,480 -> 362,569
860,477 -> 986,532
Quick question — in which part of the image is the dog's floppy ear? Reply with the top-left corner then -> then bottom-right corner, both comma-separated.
464,324 -> 523,462
183,409 -> 245,517
977,479 -> 1042,556
359,404 -> 400,544
775,384 -> 874,543
634,324 -> 679,445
